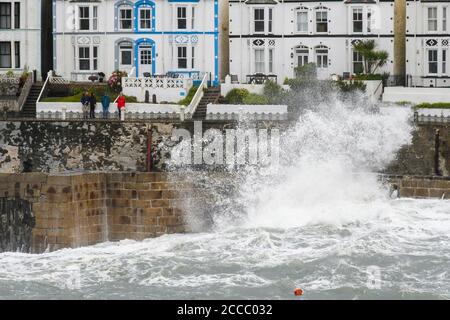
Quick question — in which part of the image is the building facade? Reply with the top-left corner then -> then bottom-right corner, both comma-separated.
0,0 -> 43,77
228,0 -> 397,83
406,0 -> 450,87
53,0 -> 219,85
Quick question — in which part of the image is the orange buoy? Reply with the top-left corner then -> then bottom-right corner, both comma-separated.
294,288 -> 304,296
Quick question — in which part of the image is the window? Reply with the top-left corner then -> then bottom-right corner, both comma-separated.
316,46 -> 328,68
177,7 -> 187,29
296,10 -> 308,33
119,8 -> 132,29
295,46 -> 309,69
316,8 -> 328,33
443,49 -> 447,74
0,42 -> 11,68
14,41 -> 19,68
268,8 -> 273,33
79,7 -> 90,30
444,7 -> 447,32
353,8 -> 363,33
428,49 -> 438,74
140,8 -> 152,29
428,7 -> 438,31
0,3 -> 11,29
14,2 -> 19,29
79,47 -> 90,70
191,46 -> 195,69
93,46 -> 98,70
178,46 -> 187,69
268,48 -> 274,73
254,8 -> 265,33
367,9 -> 372,33
353,50 -> 364,74
191,6 -> 195,29
120,44 -> 133,66
254,48 -> 265,73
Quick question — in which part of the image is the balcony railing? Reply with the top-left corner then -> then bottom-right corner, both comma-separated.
122,77 -> 192,90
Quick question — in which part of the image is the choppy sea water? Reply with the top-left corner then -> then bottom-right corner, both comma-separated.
0,198 -> 449,300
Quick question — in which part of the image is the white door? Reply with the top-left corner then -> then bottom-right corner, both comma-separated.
139,45 -> 152,77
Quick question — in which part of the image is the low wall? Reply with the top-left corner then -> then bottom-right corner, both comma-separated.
36,102 -> 181,120
383,87 -> 450,104
0,172 -> 201,253
384,175 -> 450,199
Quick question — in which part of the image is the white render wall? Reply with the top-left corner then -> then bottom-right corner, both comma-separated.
406,0 -> 450,81
0,0 -> 42,77
53,0 -> 219,84
228,1 -> 395,83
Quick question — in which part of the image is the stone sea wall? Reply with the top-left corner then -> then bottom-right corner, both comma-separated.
0,172 -> 208,253
0,120 -> 448,176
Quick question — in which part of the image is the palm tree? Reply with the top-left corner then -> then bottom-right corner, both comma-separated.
353,40 -> 389,74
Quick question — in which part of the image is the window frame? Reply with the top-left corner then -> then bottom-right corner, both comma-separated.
0,3 -> 11,30
352,8 -> 363,33
177,6 -> 187,30
315,46 -> 329,69
0,41 -> 11,68
177,46 -> 188,69
427,7 -> 438,32
119,7 -> 133,30
254,8 -> 265,33
254,48 -> 265,74
315,7 -> 328,33
139,7 -> 152,30
296,8 -> 308,33
427,49 -> 438,75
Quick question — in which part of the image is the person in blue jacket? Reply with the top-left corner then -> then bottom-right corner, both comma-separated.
101,93 -> 111,119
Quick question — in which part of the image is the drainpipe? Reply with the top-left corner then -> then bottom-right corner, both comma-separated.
146,124 -> 153,172
434,129 -> 441,176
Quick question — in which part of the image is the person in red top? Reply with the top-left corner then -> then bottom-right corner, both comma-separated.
116,92 -> 126,119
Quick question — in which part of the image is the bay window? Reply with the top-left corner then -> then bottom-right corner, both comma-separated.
77,46 -> 98,71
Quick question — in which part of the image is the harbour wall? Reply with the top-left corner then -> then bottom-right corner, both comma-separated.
0,172 -> 209,253
0,172 -> 449,253
0,120 -> 448,176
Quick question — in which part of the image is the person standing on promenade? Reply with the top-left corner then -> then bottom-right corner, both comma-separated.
116,92 -> 126,120
101,93 -> 111,119
81,92 -> 90,119
89,92 -> 97,119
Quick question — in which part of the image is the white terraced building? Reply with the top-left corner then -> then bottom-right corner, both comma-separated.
406,0 -> 450,87
0,0 -> 43,77
52,0 -> 221,86
228,0 -> 397,83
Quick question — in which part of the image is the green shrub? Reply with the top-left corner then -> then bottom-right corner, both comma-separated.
295,63 -> 317,80
353,74 -> 383,81
242,93 -> 269,105
225,88 -> 250,104
263,80 -> 282,104
178,86 -> 199,106
415,102 -> 450,109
